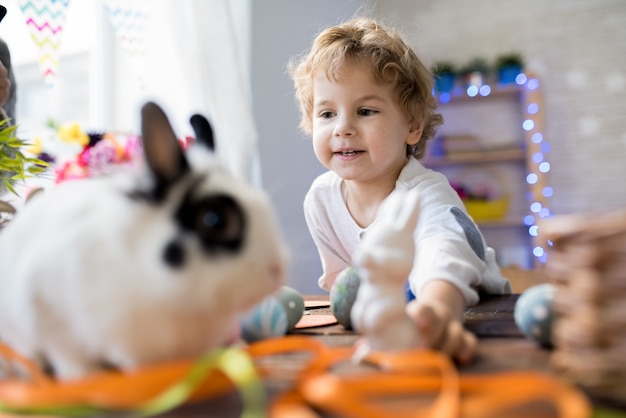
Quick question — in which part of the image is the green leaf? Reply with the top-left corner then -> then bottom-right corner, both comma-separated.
27,157 -> 48,165
3,180 -> 17,195
0,119 -> 48,196
28,166 -> 48,175
6,139 -> 23,147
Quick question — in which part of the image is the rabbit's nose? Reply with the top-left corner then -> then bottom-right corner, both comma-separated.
269,260 -> 285,284
269,250 -> 288,284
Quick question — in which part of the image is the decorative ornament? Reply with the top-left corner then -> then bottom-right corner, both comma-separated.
329,266 -> 361,330
240,295 -> 288,343
350,189 -> 425,361
103,0 -> 149,87
274,286 -> 305,331
514,283 -> 556,347
17,0 -> 71,88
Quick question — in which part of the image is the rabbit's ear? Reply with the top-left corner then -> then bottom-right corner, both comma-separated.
189,114 -> 215,151
141,102 -> 189,199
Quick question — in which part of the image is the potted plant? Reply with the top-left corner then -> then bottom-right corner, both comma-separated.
495,52 -> 524,85
0,119 -> 48,196
459,57 -> 490,88
431,61 -> 456,94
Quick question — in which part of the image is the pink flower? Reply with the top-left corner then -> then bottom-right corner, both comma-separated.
55,161 -> 88,183
87,140 -> 117,175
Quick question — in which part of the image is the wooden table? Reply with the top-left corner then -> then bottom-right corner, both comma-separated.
156,294 -> 623,417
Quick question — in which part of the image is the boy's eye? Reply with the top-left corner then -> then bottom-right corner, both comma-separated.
358,108 -> 377,116
319,111 -> 335,119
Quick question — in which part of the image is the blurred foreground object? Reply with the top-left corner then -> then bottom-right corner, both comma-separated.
514,283 -> 556,347
540,209 -> 626,402
351,190 -> 424,358
329,266 -> 360,330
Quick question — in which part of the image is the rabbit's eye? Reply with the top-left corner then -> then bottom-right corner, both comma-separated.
197,197 -> 245,250
176,195 -> 245,253
201,210 -> 227,230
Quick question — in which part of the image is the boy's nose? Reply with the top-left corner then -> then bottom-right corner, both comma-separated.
334,116 -> 355,137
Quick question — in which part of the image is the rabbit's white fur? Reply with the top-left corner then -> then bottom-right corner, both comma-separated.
0,103 -> 288,380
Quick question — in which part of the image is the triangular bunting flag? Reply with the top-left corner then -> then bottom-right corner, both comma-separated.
18,0 -> 71,88
103,0 -> 149,87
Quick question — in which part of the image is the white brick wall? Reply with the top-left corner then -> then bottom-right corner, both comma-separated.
373,0 -> 626,215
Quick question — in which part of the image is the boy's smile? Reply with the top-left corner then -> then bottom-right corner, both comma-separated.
311,59 -> 421,190
335,149 -> 364,159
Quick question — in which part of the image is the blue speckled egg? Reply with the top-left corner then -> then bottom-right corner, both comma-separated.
514,283 -> 556,347
275,286 -> 305,330
330,266 -> 361,330
240,295 -> 288,343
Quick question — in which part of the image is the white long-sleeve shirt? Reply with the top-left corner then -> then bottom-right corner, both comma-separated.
303,156 -> 512,307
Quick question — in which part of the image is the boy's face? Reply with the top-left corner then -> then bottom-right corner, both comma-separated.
311,59 -> 421,186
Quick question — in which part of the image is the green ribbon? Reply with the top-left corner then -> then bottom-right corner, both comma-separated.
0,347 -> 266,417
137,348 -> 266,418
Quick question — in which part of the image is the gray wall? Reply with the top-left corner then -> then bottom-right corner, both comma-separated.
370,0 -> 626,216
251,1 -> 366,294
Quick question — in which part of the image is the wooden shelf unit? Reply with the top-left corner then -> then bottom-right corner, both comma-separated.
422,148 -> 525,167
425,74 -> 550,268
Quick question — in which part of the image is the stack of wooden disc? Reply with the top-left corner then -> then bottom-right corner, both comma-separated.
539,209 -> 626,402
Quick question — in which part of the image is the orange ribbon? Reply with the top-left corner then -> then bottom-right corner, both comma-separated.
0,336 -> 591,417
258,337 -> 591,418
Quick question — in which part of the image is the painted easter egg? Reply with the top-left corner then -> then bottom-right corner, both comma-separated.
276,286 -> 305,330
240,295 -> 288,343
330,266 -> 361,330
514,283 -> 556,347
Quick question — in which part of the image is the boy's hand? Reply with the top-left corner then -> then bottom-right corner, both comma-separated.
406,299 -> 477,365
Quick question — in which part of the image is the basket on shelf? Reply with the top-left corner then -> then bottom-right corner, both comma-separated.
464,196 -> 509,221
451,167 -> 510,222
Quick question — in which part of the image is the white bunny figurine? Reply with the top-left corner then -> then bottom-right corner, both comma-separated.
0,102 -> 288,380
350,189 -> 424,359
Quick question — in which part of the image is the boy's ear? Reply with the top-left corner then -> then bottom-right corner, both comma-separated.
407,119 -> 424,145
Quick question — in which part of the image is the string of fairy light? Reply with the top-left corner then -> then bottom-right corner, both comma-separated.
435,72 -> 551,265
519,74 -> 551,264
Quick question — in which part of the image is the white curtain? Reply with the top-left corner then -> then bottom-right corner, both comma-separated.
140,0 -> 258,184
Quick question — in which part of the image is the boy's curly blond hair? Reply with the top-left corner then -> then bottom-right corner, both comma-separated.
288,17 -> 442,159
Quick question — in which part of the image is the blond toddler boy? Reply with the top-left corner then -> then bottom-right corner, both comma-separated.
289,17 -> 511,363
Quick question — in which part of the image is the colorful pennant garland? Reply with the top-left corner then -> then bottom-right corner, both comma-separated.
17,0 -> 71,88
103,0 -> 148,87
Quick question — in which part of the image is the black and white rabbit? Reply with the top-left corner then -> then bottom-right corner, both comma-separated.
0,102 -> 288,380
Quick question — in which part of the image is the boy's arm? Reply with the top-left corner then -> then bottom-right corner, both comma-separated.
419,279 -> 465,320
406,279 -> 477,364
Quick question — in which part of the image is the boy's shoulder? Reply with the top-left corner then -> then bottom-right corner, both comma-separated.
308,170 -> 341,193
397,157 -> 449,190
304,170 -> 342,208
